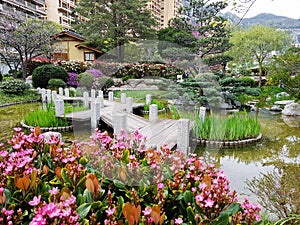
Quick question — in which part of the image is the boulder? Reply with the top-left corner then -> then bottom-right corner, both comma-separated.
270,105 -> 282,112
274,100 -> 294,106
282,102 -> 300,116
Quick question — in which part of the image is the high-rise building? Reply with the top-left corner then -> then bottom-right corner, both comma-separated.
0,0 -> 47,19
46,0 -> 78,29
146,0 -> 183,29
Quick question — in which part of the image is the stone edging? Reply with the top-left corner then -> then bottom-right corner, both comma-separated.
20,120 -> 73,132
141,108 -> 166,114
197,133 -> 262,148
0,100 -> 40,108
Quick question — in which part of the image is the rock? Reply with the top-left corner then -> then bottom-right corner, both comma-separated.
274,100 -> 294,106
43,131 -> 62,142
282,102 -> 300,116
270,105 -> 282,112
275,92 -> 289,98
282,115 -> 300,127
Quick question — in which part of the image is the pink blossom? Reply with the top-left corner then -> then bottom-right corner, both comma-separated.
29,196 -> 41,206
105,207 -> 115,216
48,187 -> 59,195
204,198 -> 214,208
175,217 -> 183,224
157,183 -> 164,189
142,207 -> 152,216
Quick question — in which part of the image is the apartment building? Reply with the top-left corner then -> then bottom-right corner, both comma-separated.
146,0 -> 183,29
46,0 -> 78,29
0,0 -> 47,19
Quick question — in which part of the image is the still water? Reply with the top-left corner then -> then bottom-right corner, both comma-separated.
0,103 -> 299,212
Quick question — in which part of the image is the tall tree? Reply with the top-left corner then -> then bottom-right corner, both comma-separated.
268,47 -> 300,99
169,0 -> 232,59
228,25 -> 291,87
0,14 -> 61,79
74,0 -> 156,62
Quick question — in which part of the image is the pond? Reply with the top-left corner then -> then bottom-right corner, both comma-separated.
0,103 -> 299,215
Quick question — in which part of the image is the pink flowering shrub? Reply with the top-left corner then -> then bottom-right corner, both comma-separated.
0,128 -> 261,224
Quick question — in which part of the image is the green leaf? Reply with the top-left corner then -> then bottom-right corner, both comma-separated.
122,149 -> 130,161
61,168 -> 73,186
183,190 -> 193,204
76,203 -> 91,220
49,177 -> 61,185
81,218 -> 90,225
4,189 -> 11,204
83,189 -> 93,204
77,176 -> 86,188
186,206 -> 196,224
117,196 -> 124,215
114,180 -> 126,190
91,201 -> 102,209
220,202 -> 241,216
212,214 -> 230,225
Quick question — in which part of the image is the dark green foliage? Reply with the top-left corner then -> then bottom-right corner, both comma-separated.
26,60 -> 52,75
0,79 -> 30,94
0,72 -> 2,82
48,78 -> 66,89
169,0 -> 231,59
32,65 -> 68,88
93,77 -> 114,93
268,47 -> 300,99
74,0 -> 156,62
78,72 -> 95,89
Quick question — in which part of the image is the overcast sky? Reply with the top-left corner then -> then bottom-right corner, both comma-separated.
231,0 -> 300,19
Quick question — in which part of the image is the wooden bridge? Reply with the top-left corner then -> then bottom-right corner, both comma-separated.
56,95 -> 192,152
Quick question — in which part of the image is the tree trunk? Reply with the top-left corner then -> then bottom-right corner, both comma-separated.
258,63 -> 263,87
118,44 -> 124,63
22,61 -> 27,81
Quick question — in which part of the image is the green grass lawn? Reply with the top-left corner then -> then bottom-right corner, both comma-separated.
114,90 -> 169,99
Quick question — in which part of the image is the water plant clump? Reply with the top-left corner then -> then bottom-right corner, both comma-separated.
0,127 -> 262,224
185,111 -> 261,141
23,106 -> 69,127
144,99 -> 166,111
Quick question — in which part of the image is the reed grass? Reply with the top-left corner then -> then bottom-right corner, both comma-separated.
144,99 -> 165,111
182,111 -> 260,141
24,104 -> 69,127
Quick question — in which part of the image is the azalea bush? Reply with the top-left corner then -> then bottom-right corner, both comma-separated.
0,128 -> 262,224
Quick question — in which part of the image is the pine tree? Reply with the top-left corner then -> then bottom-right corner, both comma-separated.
74,0 -> 157,62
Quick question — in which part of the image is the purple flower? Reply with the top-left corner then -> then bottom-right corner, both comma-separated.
67,72 -> 79,87
86,69 -> 104,78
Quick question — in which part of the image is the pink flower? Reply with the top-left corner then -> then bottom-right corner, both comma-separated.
105,207 -> 115,216
157,183 -> 164,189
48,187 -> 59,195
142,207 -> 152,216
29,196 -> 41,206
195,194 -> 204,202
204,198 -> 214,208
175,217 -> 183,224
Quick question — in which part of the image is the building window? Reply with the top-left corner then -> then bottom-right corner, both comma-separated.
84,52 -> 95,61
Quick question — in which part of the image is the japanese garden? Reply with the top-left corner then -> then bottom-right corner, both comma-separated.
0,0 -> 299,224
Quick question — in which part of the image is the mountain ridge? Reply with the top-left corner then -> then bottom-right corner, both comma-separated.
224,12 -> 300,29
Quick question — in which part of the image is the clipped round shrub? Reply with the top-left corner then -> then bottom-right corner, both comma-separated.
0,79 -> 30,94
78,72 -> 95,89
92,76 -> 114,93
48,78 -> 66,89
32,65 -> 68,88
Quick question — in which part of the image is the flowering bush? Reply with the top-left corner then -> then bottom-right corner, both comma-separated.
86,69 -> 104,78
113,63 -> 184,80
0,127 -> 261,224
0,79 -> 30,94
67,72 -> 79,88
55,61 -> 91,74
